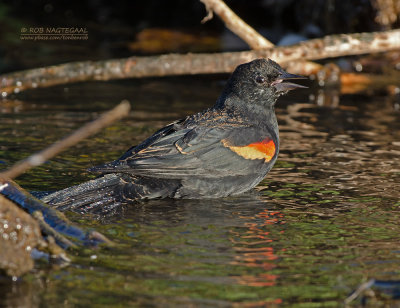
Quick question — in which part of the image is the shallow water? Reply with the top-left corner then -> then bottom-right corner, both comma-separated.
1,76 -> 400,307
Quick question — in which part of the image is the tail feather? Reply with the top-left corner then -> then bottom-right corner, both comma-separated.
41,173 -> 124,214
41,173 -> 181,214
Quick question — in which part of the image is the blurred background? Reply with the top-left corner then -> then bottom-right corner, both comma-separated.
0,0 -> 395,73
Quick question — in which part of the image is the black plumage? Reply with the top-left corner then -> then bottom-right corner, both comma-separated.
42,59 -> 306,214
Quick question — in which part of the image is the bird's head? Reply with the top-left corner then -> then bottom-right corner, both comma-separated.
218,58 -> 307,110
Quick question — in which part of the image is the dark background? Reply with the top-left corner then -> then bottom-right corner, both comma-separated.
0,0 -> 381,73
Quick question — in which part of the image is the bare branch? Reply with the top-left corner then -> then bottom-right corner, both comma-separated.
199,0 -> 323,73
200,0 -> 274,49
0,100 -> 131,180
1,30 -> 400,96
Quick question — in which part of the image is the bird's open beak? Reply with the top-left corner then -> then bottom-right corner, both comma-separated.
272,71 -> 308,92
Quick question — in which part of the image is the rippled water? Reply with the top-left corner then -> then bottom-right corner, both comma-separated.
1,76 -> 400,307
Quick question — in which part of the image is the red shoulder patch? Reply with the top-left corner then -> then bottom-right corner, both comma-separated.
247,139 -> 276,159
222,138 -> 276,162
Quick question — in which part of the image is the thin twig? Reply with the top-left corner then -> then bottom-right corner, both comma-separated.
0,100 -> 131,180
1,30 -> 400,96
200,0 -> 274,49
344,279 -> 375,304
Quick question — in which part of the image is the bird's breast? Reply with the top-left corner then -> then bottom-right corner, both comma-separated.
222,138 -> 276,162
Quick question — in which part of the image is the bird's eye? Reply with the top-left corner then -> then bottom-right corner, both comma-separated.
255,76 -> 266,84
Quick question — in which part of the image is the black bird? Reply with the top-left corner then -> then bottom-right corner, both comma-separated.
42,59 -> 306,213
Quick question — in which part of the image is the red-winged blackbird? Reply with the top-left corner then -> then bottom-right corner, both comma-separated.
43,59 -> 306,213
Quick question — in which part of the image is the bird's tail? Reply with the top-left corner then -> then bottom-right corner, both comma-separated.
41,174 -> 126,215
41,173 -> 179,215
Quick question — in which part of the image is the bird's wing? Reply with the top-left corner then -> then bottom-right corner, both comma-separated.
92,120 -> 276,179
116,118 -> 188,160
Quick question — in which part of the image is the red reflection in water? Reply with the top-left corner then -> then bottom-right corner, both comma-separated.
231,208 -> 285,292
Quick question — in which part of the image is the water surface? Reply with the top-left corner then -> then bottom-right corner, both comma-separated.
1,76 -> 400,307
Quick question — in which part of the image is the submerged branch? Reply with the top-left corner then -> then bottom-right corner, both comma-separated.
0,100 -> 131,180
1,30 -> 400,96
